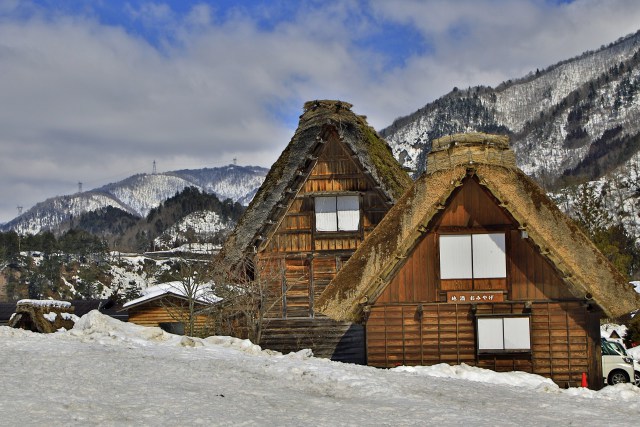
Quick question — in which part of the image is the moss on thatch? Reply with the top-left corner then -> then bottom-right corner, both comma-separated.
216,100 -> 412,271
8,300 -> 76,333
317,133 -> 640,321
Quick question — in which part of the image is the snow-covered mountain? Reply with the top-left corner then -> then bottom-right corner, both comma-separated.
381,29 -> 640,188
2,165 -> 267,234
153,210 -> 233,250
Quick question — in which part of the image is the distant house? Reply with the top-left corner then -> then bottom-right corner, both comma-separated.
216,100 -> 412,362
317,132 -> 640,388
123,282 -> 219,336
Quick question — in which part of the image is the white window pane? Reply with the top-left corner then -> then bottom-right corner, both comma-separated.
439,235 -> 472,279
472,233 -> 506,278
337,196 -> 359,231
477,318 -> 504,350
315,197 -> 337,232
503,317 -> 531,350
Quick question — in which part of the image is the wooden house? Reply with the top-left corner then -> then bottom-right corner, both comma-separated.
123,282 -> 218,336
216,100 -> 412,362
317,132 -> 640,388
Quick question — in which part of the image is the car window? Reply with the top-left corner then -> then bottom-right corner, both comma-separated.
601,339 -> 627,356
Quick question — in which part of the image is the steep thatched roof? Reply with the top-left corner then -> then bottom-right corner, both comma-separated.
216,100 -> 412,271
317,132 -> 640,321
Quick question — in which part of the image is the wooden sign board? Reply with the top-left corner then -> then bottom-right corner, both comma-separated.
446,291 -> 504,304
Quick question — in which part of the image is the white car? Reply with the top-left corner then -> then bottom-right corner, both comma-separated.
601,338 -> 636,385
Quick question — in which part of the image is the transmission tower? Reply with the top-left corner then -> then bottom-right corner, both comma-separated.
17,206 -> 23,215
153,160 -> 157,175
233,157 -> 237,166
78,182 -> 83,193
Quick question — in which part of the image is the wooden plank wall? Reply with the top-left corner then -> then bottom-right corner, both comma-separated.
128,302 -> 212,335
509,229 -> 574,300
436,178 -> 512,229
260,317 -> 366,364
367,301 -> 595,387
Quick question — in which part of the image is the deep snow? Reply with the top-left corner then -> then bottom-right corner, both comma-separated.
1,312 -> 639,426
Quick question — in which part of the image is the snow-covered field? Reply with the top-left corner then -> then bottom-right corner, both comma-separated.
1,312 -> 639,426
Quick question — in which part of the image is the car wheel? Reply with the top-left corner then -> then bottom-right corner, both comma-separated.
635,371 -> 640,386
608,369 -> 630,385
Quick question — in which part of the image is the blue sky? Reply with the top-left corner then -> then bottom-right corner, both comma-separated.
1,0 -> 640,222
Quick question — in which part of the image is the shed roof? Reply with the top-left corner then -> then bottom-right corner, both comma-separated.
122,282 -> 220,310
316,133 -> 640,321
216,100 -> 412,271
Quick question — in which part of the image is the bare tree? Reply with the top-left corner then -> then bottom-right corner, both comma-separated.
210,256 -> 291,344
160,257 -> 219,337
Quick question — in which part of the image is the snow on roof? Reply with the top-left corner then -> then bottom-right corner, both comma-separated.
601,323 -> 628,342
17,299 -> 71,309
123,281 -> 221,308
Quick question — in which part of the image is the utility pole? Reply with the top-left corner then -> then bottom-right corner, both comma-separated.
153,160 -> 157,175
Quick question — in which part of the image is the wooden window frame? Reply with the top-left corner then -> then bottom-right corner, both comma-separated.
439,232 -> 507,280
475,314 -> 532,355
314,194 -> 361,233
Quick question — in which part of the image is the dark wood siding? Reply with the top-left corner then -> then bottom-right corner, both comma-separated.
367,301 -> 598,388
127,298 -> 212,335
261,318 -> 366,364
436,177 -> 512,229
509,229 -> 573,300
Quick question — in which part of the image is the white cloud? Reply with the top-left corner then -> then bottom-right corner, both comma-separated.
1,0 -> 640,222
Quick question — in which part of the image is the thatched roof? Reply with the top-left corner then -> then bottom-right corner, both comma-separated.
317,132 -> 640,321
8,300 -> 76,333
216,100 -> 412,270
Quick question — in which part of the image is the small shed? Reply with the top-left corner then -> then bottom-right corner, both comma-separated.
8,299 -> 76,333
317,132 -> 640,389
123,282 -> 219,336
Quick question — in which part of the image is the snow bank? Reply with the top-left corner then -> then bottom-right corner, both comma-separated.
70,311 -> 270,356
393,363 -> 556,389
70,310 -> 175,345
2,310 -> 640,425
203,335 -> 266,355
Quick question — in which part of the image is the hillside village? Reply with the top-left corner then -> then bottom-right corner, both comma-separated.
2,12 -> 640,423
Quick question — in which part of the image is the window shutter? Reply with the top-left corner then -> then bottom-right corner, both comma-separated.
477,318 -> 504,350
472,233 -> 506,278
503,317 -> 531,350
337,195 -> 359,231
439,235 -> 472,279
315,197 -> 337,231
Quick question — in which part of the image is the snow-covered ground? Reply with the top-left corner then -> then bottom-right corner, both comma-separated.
1,312 -> 639,426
